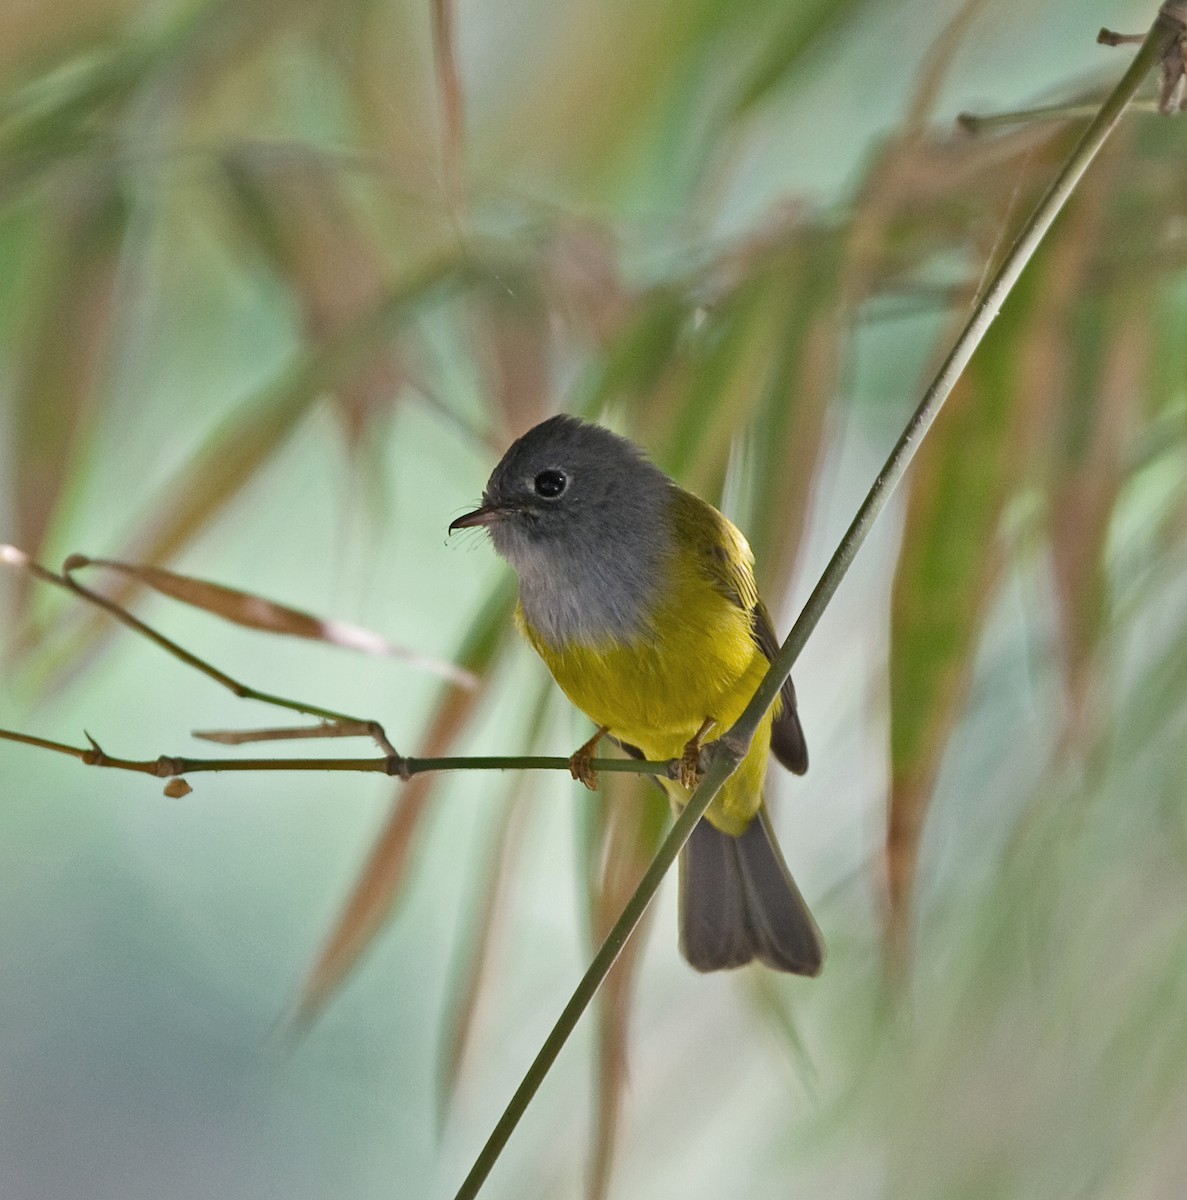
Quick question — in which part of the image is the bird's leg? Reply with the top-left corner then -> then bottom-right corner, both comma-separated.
569,725 -> 610,791
678,717 -> 717,789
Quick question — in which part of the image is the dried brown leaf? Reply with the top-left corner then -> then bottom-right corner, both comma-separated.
1048,302 -> 1148,747
292,580 -> 516,1028
62,555 -> 477,688
222,147 -> 404,447
436,676 -> 557,1115
885,317 -> 1029,963
543,222 -> 631,348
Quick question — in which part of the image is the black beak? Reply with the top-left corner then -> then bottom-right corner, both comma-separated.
448,504 -> 505,533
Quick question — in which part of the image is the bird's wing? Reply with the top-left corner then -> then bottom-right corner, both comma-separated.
751,600 -> 808,775
676,489 -> 808,776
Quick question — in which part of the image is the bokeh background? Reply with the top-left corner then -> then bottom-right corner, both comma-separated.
3,0 -> 1187,1196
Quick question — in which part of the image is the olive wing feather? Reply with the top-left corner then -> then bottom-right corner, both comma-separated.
674,489 -> 808,775
751,601 -> 808,774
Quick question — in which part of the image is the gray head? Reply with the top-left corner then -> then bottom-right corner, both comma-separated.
449,415 -> 673,645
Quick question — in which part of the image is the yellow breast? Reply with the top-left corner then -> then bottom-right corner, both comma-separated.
519,531 -> 777,836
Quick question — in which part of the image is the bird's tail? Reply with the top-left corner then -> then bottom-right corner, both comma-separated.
678,807 -> 824,975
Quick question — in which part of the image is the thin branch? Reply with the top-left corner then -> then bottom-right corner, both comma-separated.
64,554 -> 478,690
957,98 -> 1162,133
1100,28 -> 1147,46
0,726 -> 672,782
728,5 -> 1182,760
3,545 -> 398,756
449,11 -> 1181,1199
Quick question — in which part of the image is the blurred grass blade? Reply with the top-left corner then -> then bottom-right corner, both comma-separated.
293,577 -> 517,1028
582,777 -> 667,1200
745,231 -> 844,603
467,267 -> 554,439
572,286 -> 691,418
542,222 -> 631,350
220,145 -> 405,449
1043,130 -> 1147,747
63,555 -> 478,688
9,166 -> 126,622
646,278 -> 776,490
886,278 -> 1038,965
1049,294 -> 1147,748
431,0 -> 464,208
33,253 -> 469,690
437,797 -> 529,1123
437,678 -> 555,1121
124,253 -> 468,562
0,32 -> 163,199
882,101 -> 1132,965
729,0 -> 872,117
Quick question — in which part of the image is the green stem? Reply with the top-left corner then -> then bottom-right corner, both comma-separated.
451,12 -> 1181,1200
0,728 -> 672,781
452,751 -> 739,1200
729,7 -> 1180,754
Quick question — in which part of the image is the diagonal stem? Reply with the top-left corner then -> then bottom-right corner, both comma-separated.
450,11 -> 1182,1199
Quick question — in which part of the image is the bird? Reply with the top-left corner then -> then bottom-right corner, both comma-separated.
449,414 -> 823,975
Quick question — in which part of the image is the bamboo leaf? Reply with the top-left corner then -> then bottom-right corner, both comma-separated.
886,276 -> 1039,959
8,166 -> 126,618
466,267 -> 554,440
1048,295 -> 1148,747
729,0 -> 872,117
437,798 -> 528,1121
745,231 -> 844,604
542,222 -> 631,350
293,577 -> 517,1028
883,115 -> 1131,962
437,678 -> 555,1120
62,555 -> 478,688
31,253 -> 469,689
573,285 -> 692,418
220,146 -> 405,448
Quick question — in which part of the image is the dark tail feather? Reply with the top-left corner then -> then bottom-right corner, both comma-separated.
679,809 -> 824,975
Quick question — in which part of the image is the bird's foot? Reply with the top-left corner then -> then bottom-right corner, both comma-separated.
568,725 -> 610,791
678,718 -> 717,789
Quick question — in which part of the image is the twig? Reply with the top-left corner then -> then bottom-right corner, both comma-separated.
449,10 -> 1182,1199
1099,28 -> 1147,46
0,726 -> 672,782
957,99 -> 1162,133
3,546 -> 398,757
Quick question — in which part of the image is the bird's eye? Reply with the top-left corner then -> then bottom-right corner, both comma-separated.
533,469 -> 568,499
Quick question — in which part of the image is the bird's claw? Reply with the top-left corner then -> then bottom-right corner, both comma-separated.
677,747 -> 703,788
568,725 -> 609,792
677,718 -> 717,788
568,748 -> 599,791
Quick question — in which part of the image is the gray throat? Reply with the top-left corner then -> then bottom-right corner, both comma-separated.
510,523 -> 667,648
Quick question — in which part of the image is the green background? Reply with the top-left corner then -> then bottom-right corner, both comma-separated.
3,0 -> 1186,1197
